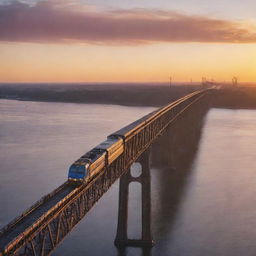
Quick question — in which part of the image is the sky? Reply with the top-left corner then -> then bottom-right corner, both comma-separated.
0,0 -> 255,83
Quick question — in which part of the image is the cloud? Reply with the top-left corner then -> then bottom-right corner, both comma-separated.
0,0 -> 256,45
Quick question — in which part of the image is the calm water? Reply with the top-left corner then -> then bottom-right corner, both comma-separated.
0,99 -> 156,226
1,100 -> 256,256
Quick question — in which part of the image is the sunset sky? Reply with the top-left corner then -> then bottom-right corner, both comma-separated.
0,0 -> 256,83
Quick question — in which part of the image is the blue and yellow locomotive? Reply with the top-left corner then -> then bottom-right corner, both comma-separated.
68,136 -> 124,183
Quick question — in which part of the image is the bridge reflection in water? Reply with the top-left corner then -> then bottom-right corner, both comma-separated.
0,89 -> 213,256
116,94 -> 208,256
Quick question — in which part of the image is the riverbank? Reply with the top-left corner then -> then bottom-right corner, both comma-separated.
0,83 -> 201,107
215,87 -> 256,109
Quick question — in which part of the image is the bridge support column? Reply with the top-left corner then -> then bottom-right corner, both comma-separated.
115,149 -> 154,248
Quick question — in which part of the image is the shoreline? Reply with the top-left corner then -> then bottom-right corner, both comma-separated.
0,84 -> 201,107
1,84 -> 256,109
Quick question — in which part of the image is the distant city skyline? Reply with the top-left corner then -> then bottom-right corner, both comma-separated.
0,0 -> 255,83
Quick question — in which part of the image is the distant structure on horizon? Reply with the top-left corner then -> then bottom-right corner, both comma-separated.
232,76 -> 238,87
202,77 -> 216,87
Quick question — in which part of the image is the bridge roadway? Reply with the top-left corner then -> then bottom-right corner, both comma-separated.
0,88 -> 215,256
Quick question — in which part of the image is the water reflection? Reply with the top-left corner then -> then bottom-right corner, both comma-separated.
151,108 -> 256,256
117,246 -> 152,256
114,105 -> 208,256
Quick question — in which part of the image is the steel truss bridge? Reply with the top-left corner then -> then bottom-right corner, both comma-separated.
0,88 -> 216,256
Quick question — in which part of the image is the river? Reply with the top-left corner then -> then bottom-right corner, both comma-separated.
1,99 -> 256,255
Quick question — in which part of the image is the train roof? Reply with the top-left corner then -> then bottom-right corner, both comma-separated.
108,110 -> 158,139
94,137 -> 122,151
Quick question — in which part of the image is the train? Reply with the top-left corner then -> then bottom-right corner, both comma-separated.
68,136 -> 124,183
67,108 -> 150,184
67,89 -> 206,184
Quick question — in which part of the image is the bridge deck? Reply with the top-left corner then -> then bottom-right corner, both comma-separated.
0,184 -> 74,251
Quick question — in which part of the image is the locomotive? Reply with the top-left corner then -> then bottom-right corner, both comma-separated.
68,136 -> 124,183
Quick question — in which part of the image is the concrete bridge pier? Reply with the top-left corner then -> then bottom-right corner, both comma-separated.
114,149 -> 154,248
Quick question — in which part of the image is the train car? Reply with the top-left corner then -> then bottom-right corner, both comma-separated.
86,148 -> 106,178
95,137 -> 124,165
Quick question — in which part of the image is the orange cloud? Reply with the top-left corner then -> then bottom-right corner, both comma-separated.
0,0 -> 256,44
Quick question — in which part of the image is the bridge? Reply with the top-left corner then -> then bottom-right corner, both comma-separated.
0,88 -> 217,256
